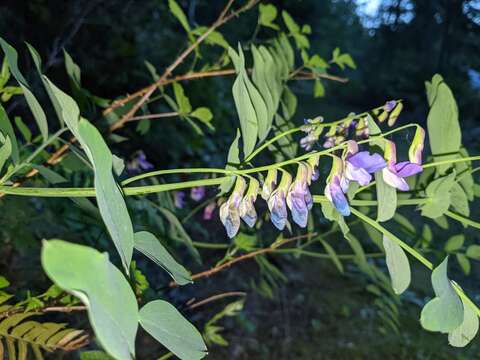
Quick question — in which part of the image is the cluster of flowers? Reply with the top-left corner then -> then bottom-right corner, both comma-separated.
219,156 -> 320,238
300,100 -> 402,152
219,125 -> 425,237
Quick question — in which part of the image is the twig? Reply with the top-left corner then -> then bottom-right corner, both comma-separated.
187,291 -> 246,310
127,111 -> 179,122
42,305 -> 87,313
108,0 -> 259,131
170,233 -> 317,287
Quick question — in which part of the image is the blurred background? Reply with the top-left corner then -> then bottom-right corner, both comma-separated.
0,0 -> 479,358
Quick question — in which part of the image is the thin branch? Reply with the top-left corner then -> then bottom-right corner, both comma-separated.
108,0 -> 259,131
42,305 -> 87,313
187,291 -> 246,310
127,112 -> 179,122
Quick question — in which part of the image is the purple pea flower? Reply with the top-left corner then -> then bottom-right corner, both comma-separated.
239,178 -> 260,228
126,150 -> 154,173
267,171 -> 292,230
203,202 -> 216,220
219,177 -> 246,238
382,140 -> 423,191
385,100 -> 397,112
325,155 -> 350,216
174,191 -> 185,209
342,140 -> 387,188
190,186 -> 205,202
287,163 -> 313,228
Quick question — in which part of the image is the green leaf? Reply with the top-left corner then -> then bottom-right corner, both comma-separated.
0,56 -> 10,88
80,351 -> 116,360
168,0 -> 191,33
173,82 -> 192,114
134,231 -> 191,285
420,257 -> 464,333
191,27 -> 229,49
450,182 -> 470,218
313,80 -> 325,98
0,37 -> 48,140
258,4 -> 279,29
234,233 -> 256,251
456,253 -> 471,275
383,235 -> 411,295
448,299 -> 479,347
190,107 -> 214,130
0,104 -> 18,163
421,171 -> 456,218
26,42 -> 64,126
14,116 -> 31,143
444,234 -> 464,253
0,276 -> 9,289
466,245 -> 480,260
281,11 -> 300,33
42,77 -> 134,273
41,240 -> 138,360
426,75 -> 461,174
0,134 -> 12,173
139,300 -> 207,360
375,172 -> 397,222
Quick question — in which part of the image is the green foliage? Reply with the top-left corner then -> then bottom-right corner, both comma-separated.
375,171 -> 397,222
383,235 -> 410,295
258,4 -> 279,30
41,240 -> 138,360
204,299 -> 245,347
139,300 -> 207,360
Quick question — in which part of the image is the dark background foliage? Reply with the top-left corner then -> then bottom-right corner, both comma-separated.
0,0 -> 479,358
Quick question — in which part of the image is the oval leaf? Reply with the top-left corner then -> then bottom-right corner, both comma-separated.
383,235 -> 411,294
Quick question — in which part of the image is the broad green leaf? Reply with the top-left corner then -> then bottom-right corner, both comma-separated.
466,245 -> 480,260
0,104 -> 18,163
448,299 -> 479,347
420,257 -> 464,333
134,231 -> 191,285
278,33 -> 295,70
258,46 -> 282,108
14,116 -> 31,143
456,253 -> 471,275
425,73 -> 444,106
258,4 -> 279,29
383,235 -> 410,294
313,80 -> 325,98
444,234 -> 464,253
375,172 -> 397,222
320,239 -> 344,273
168,0 -> 191,33
421,172 -> 456,218
450,182 -> 470,218
42,240 -> 138,360
139,300 -> 207,360
0,37 -> 48,140
426,75 -> 461,174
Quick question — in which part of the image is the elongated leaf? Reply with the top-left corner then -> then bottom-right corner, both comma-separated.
320,239 -> 344,273
0,38 -> 48,140
168,0 -> 191,33
420,257 -> 463,333
375,172 -> 397,222
139,300 -> 207,360
134,231 -> 191,285
0,134 -> 12,173
41,240 -> 138,360
258,4 -> 279,29
444,234 -> 464,253
383,235 -> 410,294
421,171 -> 456,218
42,77 -> 134,272
0,104 -> 18,163
448,298 -> 479,347
426,75 -> 461,174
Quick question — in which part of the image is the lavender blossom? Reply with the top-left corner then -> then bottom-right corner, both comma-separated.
219,177 -> 246,238
203,202 -> 216,220
126,150 -> 154,173
382,140 -> 423,191
325,155 -> 350,216
239,178 -> 260,228
174,191 -> 185,209
190,186 -> 206,202
287,163 -> 313,228
267,171 -> 292,230
342,140 -> 387,187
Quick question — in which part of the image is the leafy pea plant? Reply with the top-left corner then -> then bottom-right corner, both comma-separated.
0,1 -> 479,359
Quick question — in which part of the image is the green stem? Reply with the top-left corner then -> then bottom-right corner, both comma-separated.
445,210 -> 480,230
423,156 -> 480,169
272,248 -> 384,259
192,241 -> 229,249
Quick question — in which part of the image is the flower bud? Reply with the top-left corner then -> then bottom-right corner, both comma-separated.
261,169 -> 278,200
408,126 -> 425,165
239,177 -> 260,228
219,177 -> 246,238
267,171 -> 292,230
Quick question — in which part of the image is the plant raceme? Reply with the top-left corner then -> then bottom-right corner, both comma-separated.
218,117 -> 424,235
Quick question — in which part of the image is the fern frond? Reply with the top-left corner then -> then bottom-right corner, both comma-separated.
0,311 -> 88,359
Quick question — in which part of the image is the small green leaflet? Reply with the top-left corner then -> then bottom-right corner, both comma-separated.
139,300 -> 207,360
444,234 -> 464,253
383,235 -> 410,295
41,240 -> 138,360
168,0 -> 191,33
466,245 -> 480,260
0,37 -> 48,140
420,256 -> 464,333
0,133 -> 12,173
134,231 -> 191,285
258,3 -> 279,29
448,298 -> 479,347
320,239 -> 344,273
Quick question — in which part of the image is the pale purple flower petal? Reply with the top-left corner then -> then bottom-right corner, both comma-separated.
348,152 -> 386,173
382,168 -> 409,191
325,176 -> 350,216
190,186 -> 205,202
345,162 -> 372,186
219,201 -> 240,238
395,161 -> 423,178
203,202 -> 216,220
287,182 -> 309,228
268,191 -> 288,230
174,191 -> 185,209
